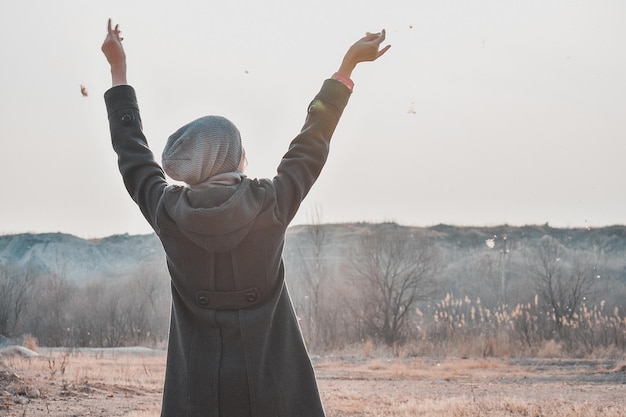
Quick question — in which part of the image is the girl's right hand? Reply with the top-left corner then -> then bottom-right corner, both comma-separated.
101,18 -> 126,67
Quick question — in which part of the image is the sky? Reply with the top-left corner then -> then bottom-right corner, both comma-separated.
1,0 -> 625,238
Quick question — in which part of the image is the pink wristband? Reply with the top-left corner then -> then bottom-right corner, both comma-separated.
332,72 -> 354,91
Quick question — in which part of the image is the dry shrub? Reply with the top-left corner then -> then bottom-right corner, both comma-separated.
362,338 -> 373,358
463,334 -> 513,359
366,358 -> 391,371
24,334 -> 39,352
399,334 -> 518,359
121,404 -> 161,417
589,345 -> 626,360
537,339 -> 564,358
613,360 -> 626,373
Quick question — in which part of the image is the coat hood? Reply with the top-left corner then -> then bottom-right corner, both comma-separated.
163,178 -> 266,252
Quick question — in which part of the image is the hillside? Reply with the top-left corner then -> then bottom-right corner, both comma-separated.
1,223 -> 626,284
2,223 -> 625,351
0,232 -> 164,283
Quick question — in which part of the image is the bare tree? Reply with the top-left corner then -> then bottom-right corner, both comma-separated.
118,263 -> 170,345
63,260 -> 171,347
33,272 -> 75,346
0,263 -> 37,337
295,206 -> 330,347
136,262 -> 170,342
527,235 -> 602,334
348,226 -> 440,346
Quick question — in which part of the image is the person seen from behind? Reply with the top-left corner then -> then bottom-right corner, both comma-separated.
101,18 -> 389,417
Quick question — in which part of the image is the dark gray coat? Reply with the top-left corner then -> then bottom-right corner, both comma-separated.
104,80 -> 351,417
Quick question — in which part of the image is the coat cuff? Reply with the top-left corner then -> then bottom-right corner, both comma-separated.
316,79 -> 352,115
104,85 -> 139,117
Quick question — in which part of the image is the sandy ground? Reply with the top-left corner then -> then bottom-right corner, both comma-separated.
1,348 -> 625,417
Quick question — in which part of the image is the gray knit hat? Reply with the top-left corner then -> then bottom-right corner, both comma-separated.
162,115 -> 243,186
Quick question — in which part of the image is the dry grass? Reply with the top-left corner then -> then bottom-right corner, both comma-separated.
419,294 -> 626,359
316,356 -> 626,417
122,405 -> 163,417
323,395 -> 626,417
2,350 -> 625,417
316,356 -> 528,382
1,348 -> 164,417
28,348 -> 165,391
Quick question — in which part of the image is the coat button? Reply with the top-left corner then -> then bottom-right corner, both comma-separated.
246,292 -> 258,303
121,113 -> 133,125
198,295 -> 209,306
308,100 -> 325,114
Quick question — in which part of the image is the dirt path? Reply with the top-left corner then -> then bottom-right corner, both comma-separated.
2,350 -> 625,417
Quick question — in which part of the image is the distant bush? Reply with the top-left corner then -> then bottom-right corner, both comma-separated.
405,294 -> 625,358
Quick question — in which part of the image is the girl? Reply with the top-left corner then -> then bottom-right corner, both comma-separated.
102,19 -> 389,417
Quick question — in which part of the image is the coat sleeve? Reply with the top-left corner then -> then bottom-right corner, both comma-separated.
272,79 -> 351,224
104,85 -> 167,231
